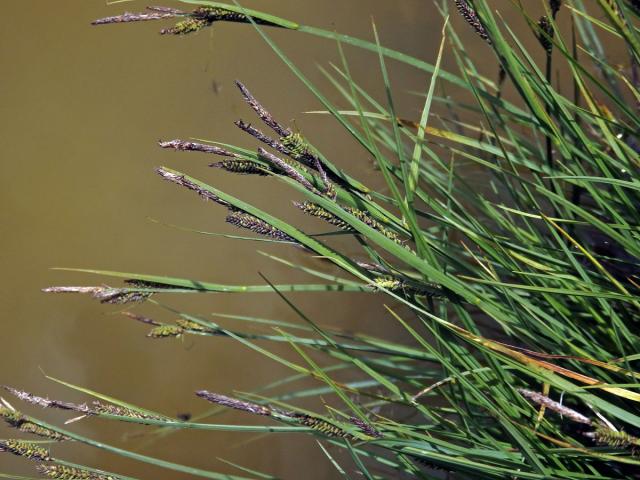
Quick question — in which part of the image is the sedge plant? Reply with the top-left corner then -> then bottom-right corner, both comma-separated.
2,1 -> 640,478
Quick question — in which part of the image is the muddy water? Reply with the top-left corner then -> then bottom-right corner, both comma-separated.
0,1 -> 547,478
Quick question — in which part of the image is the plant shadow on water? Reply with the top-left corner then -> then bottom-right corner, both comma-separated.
2,1 -> 640,479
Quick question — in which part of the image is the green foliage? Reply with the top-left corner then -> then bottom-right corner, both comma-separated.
4,1 -> 640,478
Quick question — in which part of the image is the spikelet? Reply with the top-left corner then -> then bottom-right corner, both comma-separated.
295,201 -> 352,230
175,318 -> 216,333
36,464 -> 117,480
147,325 -> 184,338
323,180 -> 337,200
99,290 -> 152,305
0,406 -> 25,427
280,133 -> 310,159
19,423 -> 70,441
0,439 -> 51,461
160,18 -> 207,35
292,414 -> 352,439
373,277 -> 404,291
90,401 -> 168,422
588,424 -> 640,450
0,407 -> 69,440
343,207 -> 405,245
211,159 -> 270,175
295,202 -> 405,245
226,210 -> 296,242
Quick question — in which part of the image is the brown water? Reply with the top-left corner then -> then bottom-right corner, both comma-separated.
2,1 -> 595,478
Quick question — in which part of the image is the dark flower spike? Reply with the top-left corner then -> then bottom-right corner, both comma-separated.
258,148 -> 319,194
518,389 -> 593,425
0,439 -> 51,461
519,389 -> 640,453
155,167 -> 231,207
349,416 -> 382,438
538,16 -> 554,54
550,0 -> 562,18
45,280 -> 186,306
94,6 -> 281,35
42,286 -> 152,305
160,7 -> 281,35
454,0 -> 491,43
92,9 -> 182,26
190,7 -> 280,26
4,387 -> 169,423
233,86 -> 336,195
236,119 -> 327,180
235,120 -> 299,163
235,81 -> 291,138
4,386 -> 88,413
225,210 -> 296,243
196,391 -> 273,416
158,139 -> 238,158
196,391 -> 358,439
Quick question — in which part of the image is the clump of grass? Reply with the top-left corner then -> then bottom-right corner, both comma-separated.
6,0 -> 640,479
